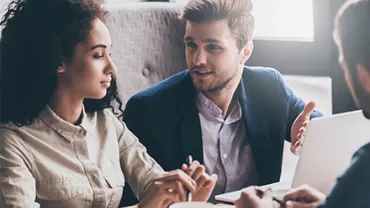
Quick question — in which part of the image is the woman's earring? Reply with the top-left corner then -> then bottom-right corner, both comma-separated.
56,64 -> 64,73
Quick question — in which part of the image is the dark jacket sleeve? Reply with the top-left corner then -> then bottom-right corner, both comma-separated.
318,143 -> 370,208
273,70 -> 323,142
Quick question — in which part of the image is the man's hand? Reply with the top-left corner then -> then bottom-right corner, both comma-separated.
138,170 -> 196,208
291,101 -> 316,155
234,187 -> 274,208
283,185 -> 326,208
181,160 -> 217,202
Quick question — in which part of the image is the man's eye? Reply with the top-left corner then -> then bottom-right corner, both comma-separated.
206,44 -> 221,51
186,42 -> 198,49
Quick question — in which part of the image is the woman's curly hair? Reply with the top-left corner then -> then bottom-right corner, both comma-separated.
0,0 -> 124,126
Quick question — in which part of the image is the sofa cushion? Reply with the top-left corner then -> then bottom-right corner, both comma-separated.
104,3 -> 187,106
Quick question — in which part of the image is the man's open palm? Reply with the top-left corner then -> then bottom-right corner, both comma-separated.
291,101 -> 316,155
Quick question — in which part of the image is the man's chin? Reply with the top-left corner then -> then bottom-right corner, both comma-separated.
194,85 -> 209,93
192,80 -> 208,91
192,79 -> 226,93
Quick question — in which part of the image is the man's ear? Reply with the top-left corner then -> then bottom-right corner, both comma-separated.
356,63 -> 370,93
240,41 -> 254,64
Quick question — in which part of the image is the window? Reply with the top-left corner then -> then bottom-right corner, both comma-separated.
253,0 -> 314,41
170,0 -> 315,41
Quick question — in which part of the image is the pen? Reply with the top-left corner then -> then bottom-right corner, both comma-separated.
256,189 -> 286,208
186,155 -> 193,202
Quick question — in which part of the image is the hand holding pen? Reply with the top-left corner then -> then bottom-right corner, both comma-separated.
235,186 -> 285,208
181,155 -> 218,202
256,189 -> 285,208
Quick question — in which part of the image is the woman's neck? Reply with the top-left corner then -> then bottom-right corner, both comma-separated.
48,89 -> 84,125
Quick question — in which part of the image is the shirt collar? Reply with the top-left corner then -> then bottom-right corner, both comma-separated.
196,91 -> 223,118
226,99 -> 242,125
79,107 -> 95,136
196,91 -> 242,124
39,105 -> 95,142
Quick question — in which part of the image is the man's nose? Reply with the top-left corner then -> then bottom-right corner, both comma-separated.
193,49 -> 207,66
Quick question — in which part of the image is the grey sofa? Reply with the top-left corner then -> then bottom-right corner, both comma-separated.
104,2 -> 187,107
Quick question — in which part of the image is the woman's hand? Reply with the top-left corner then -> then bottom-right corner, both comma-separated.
138,170 -> 196,208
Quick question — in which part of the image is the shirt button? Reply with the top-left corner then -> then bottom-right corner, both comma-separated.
222,154 -> 227,159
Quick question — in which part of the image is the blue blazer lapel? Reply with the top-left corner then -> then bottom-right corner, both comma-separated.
178,73 -> 204,164
238,76 -> 273,184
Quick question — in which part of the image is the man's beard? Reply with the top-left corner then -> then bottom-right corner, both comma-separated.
197,67 -> 239,94
206,75 -> 234,93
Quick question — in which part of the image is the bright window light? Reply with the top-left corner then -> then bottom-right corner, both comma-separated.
253,0 -> 314,41
110,0 -> 315,41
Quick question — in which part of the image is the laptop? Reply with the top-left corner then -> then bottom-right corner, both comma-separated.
215,110 -> 370,203
291,110 -> 370,193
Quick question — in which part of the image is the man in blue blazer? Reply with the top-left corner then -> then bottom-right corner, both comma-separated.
122,0 -> 322,203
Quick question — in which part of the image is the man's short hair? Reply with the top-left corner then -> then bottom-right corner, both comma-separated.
334,0 -> 370,70
181,0 -> 254,50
